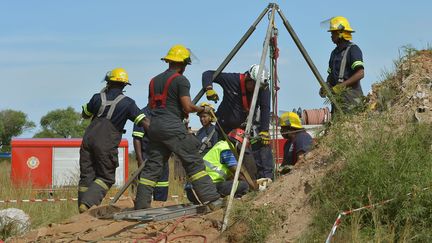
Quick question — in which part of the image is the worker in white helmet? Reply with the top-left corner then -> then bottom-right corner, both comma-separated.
202,64 -> 274,181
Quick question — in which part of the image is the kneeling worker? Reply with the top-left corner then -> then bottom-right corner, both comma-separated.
186,128 -> 254,204
279,112 -> 313,173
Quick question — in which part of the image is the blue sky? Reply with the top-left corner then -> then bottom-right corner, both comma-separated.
1,1 -> 431,142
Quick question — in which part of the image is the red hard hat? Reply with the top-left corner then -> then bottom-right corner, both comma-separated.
228,128 -> 245,144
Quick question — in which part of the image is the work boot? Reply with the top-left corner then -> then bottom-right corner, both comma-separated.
207,198 -> 224,211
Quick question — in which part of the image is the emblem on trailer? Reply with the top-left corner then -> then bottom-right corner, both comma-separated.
27,156 -> 40,169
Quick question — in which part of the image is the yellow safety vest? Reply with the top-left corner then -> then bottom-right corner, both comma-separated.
203,141 -> 233,183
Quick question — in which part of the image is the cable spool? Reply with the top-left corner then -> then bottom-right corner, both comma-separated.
302,107 -> 331,125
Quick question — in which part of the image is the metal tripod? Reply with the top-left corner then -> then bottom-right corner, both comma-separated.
220,3 -> 343,232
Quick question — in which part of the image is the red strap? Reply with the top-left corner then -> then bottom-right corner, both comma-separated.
149,72 -> 181,109
239,74 -> 250,111
149,78 -> 156,108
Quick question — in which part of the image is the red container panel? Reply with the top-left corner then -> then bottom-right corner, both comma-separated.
11,138 -> 129,189
11,146 -> 53,188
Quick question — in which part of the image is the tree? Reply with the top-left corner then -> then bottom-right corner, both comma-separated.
33,107 -> 90,138
0,109 -> 35,151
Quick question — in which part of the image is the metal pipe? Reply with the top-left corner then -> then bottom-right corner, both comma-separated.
221,3 -> 276,232
276,7 -> 343,114
192,5 -> 271,105
110,161 -> 146,205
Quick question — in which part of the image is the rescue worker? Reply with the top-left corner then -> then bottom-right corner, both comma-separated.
195,102 -> 219,154
79,68 -> 147,213
132,106 -> 169,202
186,128 -> 254,204
320,16 -> 365,113
278,112 -> 313,174
134,44 -> 221,210
202,65 -> 274,180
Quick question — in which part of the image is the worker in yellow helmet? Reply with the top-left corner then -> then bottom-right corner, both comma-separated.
195,102 -> 219,154
78,68 -> 148,213
278,112 -> 313,174
320,16 -> 365,113
134,45 -> 222,210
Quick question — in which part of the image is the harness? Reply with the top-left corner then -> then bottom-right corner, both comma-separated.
149,72 -> 181,109
96,88 -> 126,119
239,74 -> 251,111
337,43 -> 354,83
198,126 -> 217,154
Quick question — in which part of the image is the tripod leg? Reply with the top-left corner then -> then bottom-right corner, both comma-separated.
109,161 -> 146,205
192,5 -> 271,104
222,3 -> 277,232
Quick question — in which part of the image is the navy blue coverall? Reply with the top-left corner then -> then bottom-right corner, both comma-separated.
132,107 -> 169,201
202,70 -> 274,179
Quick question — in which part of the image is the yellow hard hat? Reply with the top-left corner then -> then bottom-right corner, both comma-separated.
279,112 -> 302,129
199,102 -> 214,110
162,44 -> 191,64
105,68 -> 130,85
197,102 -> 216,121
328,16 -> 355,33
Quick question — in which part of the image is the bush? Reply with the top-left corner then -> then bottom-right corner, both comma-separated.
304,114 -> 432,242
229,201 -> 277,243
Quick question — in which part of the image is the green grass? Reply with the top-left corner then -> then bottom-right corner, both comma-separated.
228,200 -> 279,243
301,114 -> 432,242
0,159 -> 77,240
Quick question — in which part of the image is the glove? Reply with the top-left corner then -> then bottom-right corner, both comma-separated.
256,178 -> 272,191
332,84 -> 345,95
206,89 -> 219,102
259,131 -> 270,145
319,82 -> 331,98
319,87 -> 326,98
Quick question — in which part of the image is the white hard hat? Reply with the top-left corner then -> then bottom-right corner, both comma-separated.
247,64 -> 269,86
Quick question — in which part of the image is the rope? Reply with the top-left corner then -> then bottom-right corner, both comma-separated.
270,26 -> 280,179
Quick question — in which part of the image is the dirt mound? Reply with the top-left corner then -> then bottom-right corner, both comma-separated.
223,146 -> 332,243
368,50 -> 432,122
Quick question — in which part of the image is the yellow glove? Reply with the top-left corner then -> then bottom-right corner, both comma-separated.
332,84 -> 345,95
206,89 -> 219,102
259,131 -> 270,145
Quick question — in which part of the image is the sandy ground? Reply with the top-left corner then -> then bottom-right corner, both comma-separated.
13,146 -> 331,243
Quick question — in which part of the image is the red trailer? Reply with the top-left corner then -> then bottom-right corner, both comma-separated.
11,138 -> 129,189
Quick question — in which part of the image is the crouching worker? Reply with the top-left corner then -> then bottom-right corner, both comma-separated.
186,128 -> 255,204
79,68 -> 147,213
278,112 -> 313,174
